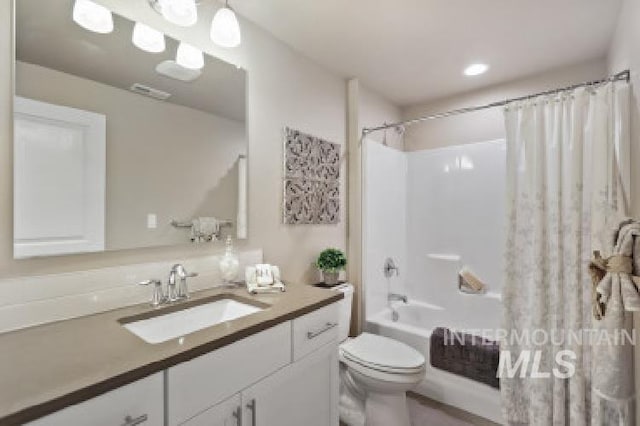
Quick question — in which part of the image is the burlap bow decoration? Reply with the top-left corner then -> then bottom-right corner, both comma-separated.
589,251 -> 636,320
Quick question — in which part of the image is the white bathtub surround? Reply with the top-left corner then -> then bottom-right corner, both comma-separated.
363,139 -> 505,422
406,140 -> 506,304
0,249 -> 262,333
362,140 -> 408,316
502,81 -> 631,424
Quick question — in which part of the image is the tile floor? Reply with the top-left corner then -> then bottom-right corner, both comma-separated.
339,393 -> 500,426
407,393 -> 500,426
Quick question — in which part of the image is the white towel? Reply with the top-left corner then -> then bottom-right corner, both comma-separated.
590,218 -> 639,422
190,217 -> 220,243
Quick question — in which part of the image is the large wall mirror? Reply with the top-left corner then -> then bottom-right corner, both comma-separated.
13,0 -> 248,259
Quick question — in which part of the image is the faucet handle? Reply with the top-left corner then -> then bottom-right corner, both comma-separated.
139,279 -> 165,307
176,271 -> 198,300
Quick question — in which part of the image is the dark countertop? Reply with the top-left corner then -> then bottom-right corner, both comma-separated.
0,283 -> 342,425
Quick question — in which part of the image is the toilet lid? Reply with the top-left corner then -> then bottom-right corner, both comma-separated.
340,333 -> 425,373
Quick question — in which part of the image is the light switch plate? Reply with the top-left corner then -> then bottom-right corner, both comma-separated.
147,214 -> 157,229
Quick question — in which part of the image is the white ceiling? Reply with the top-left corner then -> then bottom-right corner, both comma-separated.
234,0 -> 623,106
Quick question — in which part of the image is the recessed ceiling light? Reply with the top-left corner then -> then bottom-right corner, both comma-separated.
464,63 -> 489,76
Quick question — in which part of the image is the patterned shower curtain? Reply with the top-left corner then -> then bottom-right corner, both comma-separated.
500,81 -> 632,425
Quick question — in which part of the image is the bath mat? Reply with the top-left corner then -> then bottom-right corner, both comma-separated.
430,327 -> 500,389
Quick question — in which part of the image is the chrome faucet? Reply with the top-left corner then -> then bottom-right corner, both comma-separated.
388,293 -> 408,303
139,264 -> 198,307
168,264 -> 198,301
138,279 -> 165,307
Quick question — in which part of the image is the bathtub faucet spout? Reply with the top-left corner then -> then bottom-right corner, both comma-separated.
388,293 -> 408,303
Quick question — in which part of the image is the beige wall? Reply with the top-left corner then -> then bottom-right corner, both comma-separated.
16,61 -> 245,251
346,80 -> 401,333
359,84 -> 403,149
608,0 -> 640,216
402,59 -> 608,151
607,0 -> 640,421
0,0 -> 347,283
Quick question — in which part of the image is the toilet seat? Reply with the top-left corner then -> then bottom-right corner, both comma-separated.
339,333 -> 426,377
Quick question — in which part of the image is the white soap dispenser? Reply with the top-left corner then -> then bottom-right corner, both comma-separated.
219,235 -> 240,285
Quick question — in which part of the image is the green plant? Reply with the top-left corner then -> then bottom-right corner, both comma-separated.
315,248 -> 347,272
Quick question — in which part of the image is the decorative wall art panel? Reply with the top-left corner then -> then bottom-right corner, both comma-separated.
283,128 -> 340,224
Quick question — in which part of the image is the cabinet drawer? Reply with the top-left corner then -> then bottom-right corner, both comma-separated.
292,302 -> 339,361
167,322 -> 291,426
28,373 -> 163,426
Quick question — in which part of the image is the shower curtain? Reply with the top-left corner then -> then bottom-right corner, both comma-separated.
500,81 -> 632,425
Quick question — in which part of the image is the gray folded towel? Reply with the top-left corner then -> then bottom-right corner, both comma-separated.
430,327 -> 500,389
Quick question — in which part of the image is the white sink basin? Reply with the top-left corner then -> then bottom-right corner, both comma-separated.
122,298 -> 264,344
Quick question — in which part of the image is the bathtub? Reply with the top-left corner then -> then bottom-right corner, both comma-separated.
367,298 -> 504,424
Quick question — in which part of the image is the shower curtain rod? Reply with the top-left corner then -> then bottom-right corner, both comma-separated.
361,69 -> 631,136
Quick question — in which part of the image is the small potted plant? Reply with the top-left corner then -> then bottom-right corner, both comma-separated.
315,248 -> 347,285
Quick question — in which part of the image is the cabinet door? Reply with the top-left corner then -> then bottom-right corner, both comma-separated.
167,322 -> 291,425
241,342 -> 338,426
28,373 -> 163,426
181,394 -> 241,426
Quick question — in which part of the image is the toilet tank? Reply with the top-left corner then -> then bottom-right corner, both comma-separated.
332,283 -> 354,342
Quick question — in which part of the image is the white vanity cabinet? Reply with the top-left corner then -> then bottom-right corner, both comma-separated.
181,394 -> 242,426
173,303 -> 340,426
27,373 -> 164,426
25,302 -> 340,426
241,342 -> 338,426
167,322 -> 292,425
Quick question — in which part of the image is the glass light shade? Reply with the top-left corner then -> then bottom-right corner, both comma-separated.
176,42 -> 204,70
159,0 -> 198,27
210,6 -> 241,48
72,0 -> 114,34
132,22 -> 166,53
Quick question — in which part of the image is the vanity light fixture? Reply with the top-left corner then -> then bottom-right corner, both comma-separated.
176,42 -> 205,70
149,0 -> 242,48
210,1 -> 241,48
132,22 -> 166,53
464,63 -> 489,76
72,0 -> 114,34
156,0 -> 198,27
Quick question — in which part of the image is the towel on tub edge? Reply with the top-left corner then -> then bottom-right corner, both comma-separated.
430,327 -> 500,389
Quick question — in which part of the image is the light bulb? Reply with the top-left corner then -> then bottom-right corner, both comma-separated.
464,63 -> 489,76
159,0 -> 198,27
210,6 -> 241,48
72,0 -> 114,34
176,42 -> 204,70
132,22 -> 166,53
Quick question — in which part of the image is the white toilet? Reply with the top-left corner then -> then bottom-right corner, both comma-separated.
333,284 -> 426,426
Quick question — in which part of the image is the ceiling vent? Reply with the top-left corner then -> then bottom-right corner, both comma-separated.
129,83 -> 171,100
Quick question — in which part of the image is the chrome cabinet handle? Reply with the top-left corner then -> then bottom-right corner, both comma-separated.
232,405 -> 242,426
246,399 -> 256,426
121,414 -> 147,426
307,322 -> 338,340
